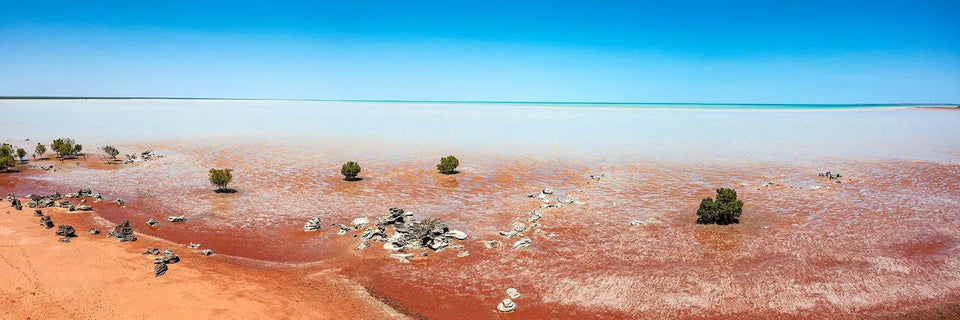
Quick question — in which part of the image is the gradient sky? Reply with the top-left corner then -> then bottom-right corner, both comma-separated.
1,1 -> 958,103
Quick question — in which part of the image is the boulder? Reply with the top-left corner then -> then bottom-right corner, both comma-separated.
33,209 -> 44,217
497,298 -> 516,313
39,216 -> 54,229
154,248 -> 180,264
167,216 -> 186,222
506,288 -> 521,299
55,225 -> 76,237
154,263 -> 168,277
107,220 -> 137,242
303,217 -> 323,231
512,238 -> 532,250
10,198 -> 22,210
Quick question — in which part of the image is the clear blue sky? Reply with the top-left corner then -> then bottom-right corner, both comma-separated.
1,1 -> 958,103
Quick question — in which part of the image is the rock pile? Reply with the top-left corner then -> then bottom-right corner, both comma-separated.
353,208 -> 467,262
65,189 -> 99,199
107,220 -> 137,242
819,171 -> 842,180
154,248 -> 180,264
27,193 -> 61,209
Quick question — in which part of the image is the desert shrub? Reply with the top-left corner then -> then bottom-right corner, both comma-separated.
51,138 -> 77,158
208,168 -> 233,191
73,144 -> 83,154
102,146 -> 120,160
34,143 -> 46,158
16,148 -> 26,161
696,188 -> 744,225
436,155 -> 460,174
341,161 -> 362,181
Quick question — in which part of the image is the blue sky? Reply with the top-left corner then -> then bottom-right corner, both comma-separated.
1,1 -> 958,103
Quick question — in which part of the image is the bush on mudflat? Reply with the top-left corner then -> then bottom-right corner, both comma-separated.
696,188 -> 744,225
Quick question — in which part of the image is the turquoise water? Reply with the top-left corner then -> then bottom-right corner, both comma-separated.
1,99 -> 958,164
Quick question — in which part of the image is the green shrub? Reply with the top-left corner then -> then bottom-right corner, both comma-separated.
51,138 -> 77,158
0,144 -> 16,171
208,168 -> 233,191
436,155 -> 460,174
341,161 -> 361,181
34,143 -> 46,158
15,148 -> 26,161
696,188 -> 744,225
102,146 -> 120,160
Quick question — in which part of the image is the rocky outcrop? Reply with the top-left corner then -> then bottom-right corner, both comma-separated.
303,217 -> 323,231
55,225 -> 76,237
351,217 -> 370,229
154,248 -> 180,264
356,208 -> 468,263
39,216 -> 54,229
167,216 -> 186,222
107,220 -> 137,242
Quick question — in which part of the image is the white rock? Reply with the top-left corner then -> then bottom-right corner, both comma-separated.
512,238 -> 531,250
511,221 -> 527,232
351,217 -> 370,228
390,253 -> 414,263
542,187 -> 554,194
445,229 -> 468,240
497,298 -> 516,312
629,220 -> 646,226
457,251 -> 470,257
506,287 -> 521,299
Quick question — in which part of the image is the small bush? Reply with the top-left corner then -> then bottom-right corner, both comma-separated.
0,144 -> 16,171
102,146 -> 120,160
436,155 -> 460,174
208,168 -> 233,191
51,138 -> 77,158
341,161 -> 361,181
34,143 -> 46,158
16,148 -> 26,161
696,188 -> 744,225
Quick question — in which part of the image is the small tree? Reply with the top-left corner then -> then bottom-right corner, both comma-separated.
208,168 -> 233,192
696,188 -> 744,225
52,138 -> 76,158
102,146 -> 120,160
16,148 -> 27,162
0,144 -> 16,171
436,155 -> 460,174
34,143 -> 46,159
341,161 -> 362,181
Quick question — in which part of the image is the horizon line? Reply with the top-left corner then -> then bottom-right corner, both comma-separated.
0,96 -> 956,106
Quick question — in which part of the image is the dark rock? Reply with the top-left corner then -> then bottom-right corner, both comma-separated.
39,216 -> 54,229
55,225 -> 76,237
154,248 -> 180,264
115,198 -> 126,205
10,198 -> 22,210
142,247 -> 160,255
107,220 -> 137,242
146,218 -> 160,227
154,263 -> 168,277
303,217 -> 323,231
33,209 -> 44,217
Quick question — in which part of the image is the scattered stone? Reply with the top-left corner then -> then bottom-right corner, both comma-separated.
303,217 -> 323,231
819,171 -> 842,180
154,248 -> 180,264
188,242 -> 201,249
390,253 -> 414,263
33,209 -> 44,217
497,298 -> 516,313
68,205 -> 76,212
154,263 -> 168,277
167,215 -> 186,222
444,229 -> 468,240
357,239 -> 371,250
512,237 -> 532,250
511,221 -> 527,233
200,249 -> 213,255
39,216 -> 54,229
115,198 -> 126,205
351,217 -> 370,229
55,225 -> 76,237
58,237 -> 71,243
506,287 -> 521,299
337,224 -> 350,235
76,205 -> 92,211
810,186 -> 822,190
558,195 -> 575,205
10,198 -> 22,210
499,230 -> 519,238
542,187 -> 554,195
457,251 -> 470,258
484,240 -> 502,249
107,220 -> 137,242
629,220 -> 646,226
143,247 -> 160,255
146,218 -> 160,227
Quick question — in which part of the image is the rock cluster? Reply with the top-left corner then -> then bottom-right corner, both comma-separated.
350,208 -> 467,263
9,197 -> 22,210
819,171 -> 842,180
107,220 -> 137,242
154,248 -> 180,264
55,225 -> 76,237
64,189 -> 99,199
497,288 -> 521,312
27,193 -> 61,209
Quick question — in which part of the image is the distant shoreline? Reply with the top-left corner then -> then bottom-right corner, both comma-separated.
0,96 -> 956,110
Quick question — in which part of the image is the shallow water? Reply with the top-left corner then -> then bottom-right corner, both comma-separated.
1,99 -> 958,163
